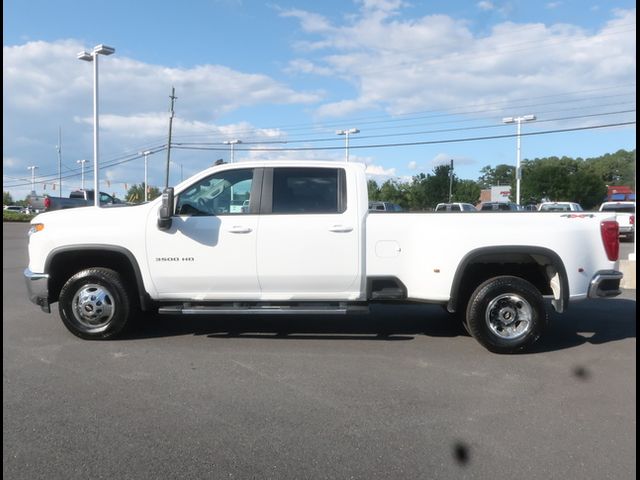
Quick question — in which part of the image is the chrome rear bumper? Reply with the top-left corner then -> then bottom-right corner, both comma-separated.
588,270 -> 623,298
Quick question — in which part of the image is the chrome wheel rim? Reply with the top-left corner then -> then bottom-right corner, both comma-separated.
485,293 -> 532,340
71,283 -> 115,332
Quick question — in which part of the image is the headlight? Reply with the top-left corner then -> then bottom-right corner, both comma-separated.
28,223 -> 44,236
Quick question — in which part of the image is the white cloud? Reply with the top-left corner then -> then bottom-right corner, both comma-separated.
2,157 -> 20,168
430,153 -> 476,168
546,2 -> 562,9
407,160 -> 418,169
279,9 -> 334,34
365,163 -> 400,183
477,1 -> 495,11
2,39 -> 323,199
365,164 -> 396,176
285,59 -> 335,76
282,4 -> 636,121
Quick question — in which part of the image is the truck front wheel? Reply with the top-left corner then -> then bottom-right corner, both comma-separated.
465,276 -> 547,354
58,268 -> 131,340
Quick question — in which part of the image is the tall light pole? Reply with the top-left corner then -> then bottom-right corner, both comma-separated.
139,151 -> 151,202
56,127 -> 63,197
77,44 -> 115,207
223,139 -> 242,163
76,159 -> 87,190
448,159 -> 454,203
502,114 -> 536,205
27,166 -> 38,194
336,128 -> 359,162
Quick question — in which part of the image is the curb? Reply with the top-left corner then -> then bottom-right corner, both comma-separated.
619,259 -> 636,289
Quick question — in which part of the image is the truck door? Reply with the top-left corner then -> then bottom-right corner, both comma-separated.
256,167 -> 362,299
146,168 -> 261,299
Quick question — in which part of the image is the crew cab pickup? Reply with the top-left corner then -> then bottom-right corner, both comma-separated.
24,161 -> 623,353
27,190 -> 123,212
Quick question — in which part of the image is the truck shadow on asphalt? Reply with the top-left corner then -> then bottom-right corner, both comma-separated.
529,297 -> 637,353
124,298 -> 636,352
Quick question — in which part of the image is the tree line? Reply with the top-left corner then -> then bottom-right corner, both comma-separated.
368,149 -> 636,211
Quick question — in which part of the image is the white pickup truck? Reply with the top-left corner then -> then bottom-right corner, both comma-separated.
25,161 -> 623,353
599,201 -> 635,241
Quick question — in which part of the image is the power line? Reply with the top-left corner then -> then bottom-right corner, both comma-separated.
171,121 -> 635,152
168,86 -> 635,140
4,121 -> 634,189
172,109 -> 635,146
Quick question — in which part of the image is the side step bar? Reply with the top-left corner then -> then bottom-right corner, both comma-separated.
158,303 -> 369,315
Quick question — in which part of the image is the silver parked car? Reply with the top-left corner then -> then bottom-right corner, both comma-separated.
434,202 -> 477,212
538,202 -> 583,212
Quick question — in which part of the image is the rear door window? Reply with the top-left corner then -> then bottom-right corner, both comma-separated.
272,168 -> 346,214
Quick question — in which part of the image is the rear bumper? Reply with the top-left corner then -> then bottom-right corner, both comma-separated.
24,268 -> 50,313
587,270 -> 623,298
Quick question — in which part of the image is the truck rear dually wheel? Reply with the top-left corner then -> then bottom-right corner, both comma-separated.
58,268 -> 131,340
466,276 -> 547,354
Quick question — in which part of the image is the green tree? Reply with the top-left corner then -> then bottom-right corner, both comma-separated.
454,179 -> 481,205
3,191 -> 13,205
125,183 -> 161,203
477,164 -> 515,190
378,179 -> 408,207
567,168 -> 607,210
584,149 -> 636,188
367,179 -> 381,200
521,158 -> 571,202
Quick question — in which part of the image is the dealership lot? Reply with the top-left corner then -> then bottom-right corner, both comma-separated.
3,222 -> 636,480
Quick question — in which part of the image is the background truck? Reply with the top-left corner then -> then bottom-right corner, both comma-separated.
25,161 -> 623,354
599,201 -> 635,241
27,190 -> 123,212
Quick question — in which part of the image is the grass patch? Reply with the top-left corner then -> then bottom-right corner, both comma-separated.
3,211 -> 35,222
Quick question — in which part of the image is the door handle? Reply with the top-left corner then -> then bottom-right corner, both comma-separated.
328,225 -> 353,233
228,226 -> 252,234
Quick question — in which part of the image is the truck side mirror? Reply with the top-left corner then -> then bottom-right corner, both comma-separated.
158,187 -> 174,230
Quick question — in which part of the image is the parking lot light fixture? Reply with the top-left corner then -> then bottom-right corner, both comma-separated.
336,128 -> 360,162
139,151 -> 152,202
223,139 -> 242,163
77,44 -> 115,207
76,159 -> 87,190
27,166 -> 38,194
502,114 -> 536,205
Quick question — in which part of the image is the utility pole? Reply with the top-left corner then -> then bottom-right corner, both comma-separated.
56,127 -> 62,197
164,87 -> 177,189
448,159 -> 454,203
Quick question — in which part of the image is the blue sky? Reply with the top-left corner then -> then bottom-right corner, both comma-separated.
3,0 -> 636,200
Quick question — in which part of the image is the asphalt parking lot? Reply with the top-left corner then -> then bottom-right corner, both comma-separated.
3,222 -> 636,480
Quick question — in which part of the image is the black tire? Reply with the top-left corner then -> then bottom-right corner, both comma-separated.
58,268 -> 131,340
465,276 -> 547,354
